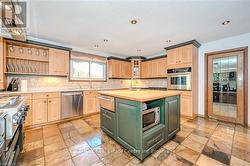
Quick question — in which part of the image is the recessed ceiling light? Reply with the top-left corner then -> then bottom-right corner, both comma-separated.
222,20 -> 230,25
103,39 -> 108,42
137,49 -> 142,52
165,40 -> 172,43
130,19 -> 138,24
94,45 -> 99,48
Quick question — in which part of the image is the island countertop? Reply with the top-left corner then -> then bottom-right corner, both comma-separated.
98,89 -> 181,102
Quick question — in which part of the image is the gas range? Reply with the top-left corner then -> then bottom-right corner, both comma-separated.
0,96 -> 28,139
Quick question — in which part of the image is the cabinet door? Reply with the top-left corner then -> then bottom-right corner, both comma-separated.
49,48 -> 69,76
167,48 -> 178,67
165,96 -> 180,139
108,59 -> 121,78
48,98 -> 61,122
159,58 -> 167,77
179,45 -> 192,65
181,95 -> 193,117
84,92 -> 98,115
100,108 -> 115,137
120,61 -> 131,78
32,99 -> 48,125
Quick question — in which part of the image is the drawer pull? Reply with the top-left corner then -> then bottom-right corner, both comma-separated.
103,113 -> 112,120
147,134 -> 162,145
98,96 -> 114,102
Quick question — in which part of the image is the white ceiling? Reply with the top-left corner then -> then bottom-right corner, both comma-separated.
28,0 -> 250,57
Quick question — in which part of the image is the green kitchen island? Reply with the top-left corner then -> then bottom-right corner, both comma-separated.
98,90 -> 181,161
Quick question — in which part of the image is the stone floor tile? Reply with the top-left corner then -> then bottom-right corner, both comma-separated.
44,141 -> 66,155
141,156 -> 161,166
18,147 -> 44,163
101,150 -> 133,166
172,135 -> 186,144
45,148 -> 71,165
230,156 -> 250,166
202,145 -> 230,165
207,136 -> 232,155
191,128 -> 212,138
17,157 -> 45,166
163,140 -> 179,151
44,134 -> 63,146
24,128 -> 43,143
173,145 -> 200,163
161,153 -> 193,166
64,135 -> 85,147
188,133 -> 208,144
232,146 -> 250,163
181,137 -> 205,153
72,150 -> 99,166
68,141 -> 91,157
59,159 -> 75,166
23,140 -> 43,152
62,129 -> 81,139
93,142 -> 117,158
86,134 -> 104,148
196,154 -> 226,166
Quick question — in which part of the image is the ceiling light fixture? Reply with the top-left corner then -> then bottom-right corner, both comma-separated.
137,49 -> 142,52
94,45 -> 99,48
165,40 -> 172,43
103,39 -> 108,42
222,20 -> 230,25
130,19 -> 138,24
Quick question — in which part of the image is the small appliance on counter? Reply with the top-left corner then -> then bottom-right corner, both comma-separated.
7,78 -> 20,92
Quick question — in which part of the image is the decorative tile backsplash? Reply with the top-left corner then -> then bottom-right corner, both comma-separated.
7,76 -> 167,91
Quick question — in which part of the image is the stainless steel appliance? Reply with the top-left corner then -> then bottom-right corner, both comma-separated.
167,67 -> 192,90
61,91 -> 83,119
142,107 -> 160,131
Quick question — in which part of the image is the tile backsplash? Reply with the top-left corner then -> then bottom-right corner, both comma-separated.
7,76 -> 167,91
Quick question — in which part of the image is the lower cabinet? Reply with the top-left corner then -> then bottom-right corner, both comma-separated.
32,99 -> 48,124
100,108 -> 115,138
84,91 -> 100,115
47,98 -> 61,122
165,95 -> 180,139
32,93 -> 61,125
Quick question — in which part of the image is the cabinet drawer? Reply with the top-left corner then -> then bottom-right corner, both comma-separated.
100,108 -> 115,137
33,92 -> 60,99
99,95 -> 115,112
143,125 -> 165,151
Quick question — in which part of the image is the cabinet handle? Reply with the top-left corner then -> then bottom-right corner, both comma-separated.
49,100 -> 51,103
103,113 -> 112,120
44,101 -> 47,103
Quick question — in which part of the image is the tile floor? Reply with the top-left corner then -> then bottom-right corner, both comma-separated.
17,115 -> 250,166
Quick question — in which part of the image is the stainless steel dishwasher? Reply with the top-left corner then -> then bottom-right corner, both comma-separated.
61,91 -> 83,119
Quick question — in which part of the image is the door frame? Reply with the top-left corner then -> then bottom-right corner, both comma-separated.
204,47 -> 248,127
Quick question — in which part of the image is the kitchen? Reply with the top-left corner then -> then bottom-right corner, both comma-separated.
0,0 -> 249,166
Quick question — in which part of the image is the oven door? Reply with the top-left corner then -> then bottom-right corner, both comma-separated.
142,108 -> 160,131
168,74 -> 192,90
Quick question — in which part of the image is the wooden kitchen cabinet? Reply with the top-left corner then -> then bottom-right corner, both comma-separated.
141,57 -> 167,78
49,48 -> 69,76
181,92 -> 193,117
0,38 -> 5,90
32,92 -> 61,125
32,99 -> 48,125
48,97 -> 61,122
108,58 -> 131,78
167,44 -> 193,68
84,91 -> 100,115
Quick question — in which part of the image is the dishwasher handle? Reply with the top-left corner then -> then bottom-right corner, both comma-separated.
62,92 -> 83,96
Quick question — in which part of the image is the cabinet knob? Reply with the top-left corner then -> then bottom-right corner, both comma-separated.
49,100 -> 51,103
44,101 -> 47,103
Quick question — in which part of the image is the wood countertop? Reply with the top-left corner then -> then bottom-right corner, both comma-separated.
98,90 -> 181,102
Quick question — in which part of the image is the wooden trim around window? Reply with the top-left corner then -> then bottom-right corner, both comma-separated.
204,47 -> 248,127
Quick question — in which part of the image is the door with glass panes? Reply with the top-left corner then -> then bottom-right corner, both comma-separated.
207,50 -> 246,125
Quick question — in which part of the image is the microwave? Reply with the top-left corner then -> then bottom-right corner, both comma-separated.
142,107 -> 160,131
167,67 -> 192,90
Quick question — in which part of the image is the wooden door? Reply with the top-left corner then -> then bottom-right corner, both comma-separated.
32,99 -> 48,124
207,49 -> 246,125
108,59 -> 121,78
120,61 -> 131,78
179,45 -> 192,65
49,48 -> 69,76
167,48 -> 178,68
48,98 -> 61,122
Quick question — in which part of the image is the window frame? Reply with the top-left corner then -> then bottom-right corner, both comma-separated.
69,57 -> 107,82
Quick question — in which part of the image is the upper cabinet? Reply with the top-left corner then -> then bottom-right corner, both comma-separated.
108,58 -> 131,78
49,48 -> 69,76
2,39 -> 71,78
167,44 -> 193,68
141,57 -> 167,78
